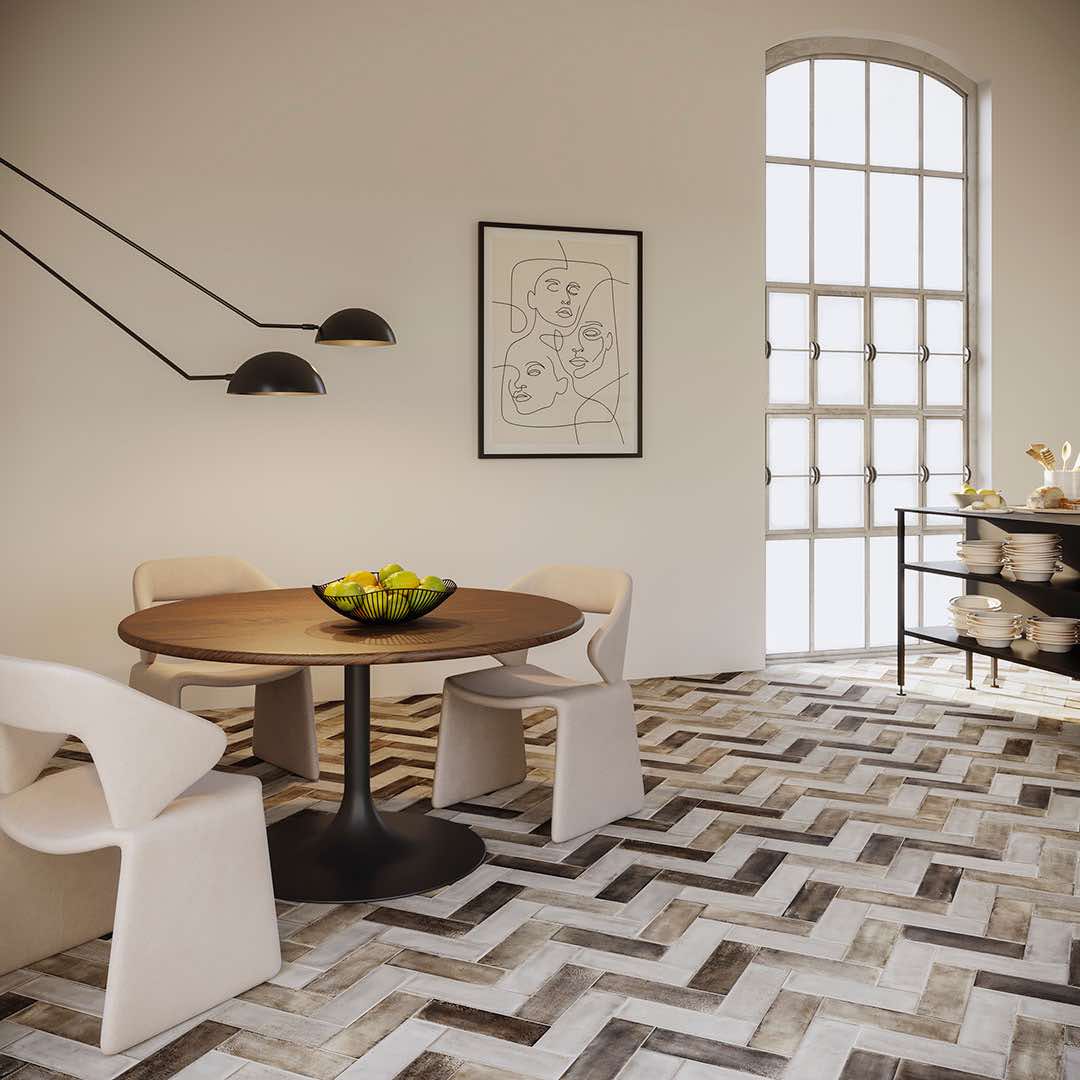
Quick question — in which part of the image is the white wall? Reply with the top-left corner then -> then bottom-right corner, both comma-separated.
2,0 -> 1078,704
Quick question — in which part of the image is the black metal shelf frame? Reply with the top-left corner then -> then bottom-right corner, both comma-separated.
897,507 -> 1080,695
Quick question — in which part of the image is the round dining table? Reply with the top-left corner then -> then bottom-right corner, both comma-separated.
118,586 -> 583,903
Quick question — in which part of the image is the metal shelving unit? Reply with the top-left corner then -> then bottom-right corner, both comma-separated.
897,506 -> 1080,694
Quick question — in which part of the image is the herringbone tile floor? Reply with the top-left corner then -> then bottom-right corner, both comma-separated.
5,653 -> 1080,1080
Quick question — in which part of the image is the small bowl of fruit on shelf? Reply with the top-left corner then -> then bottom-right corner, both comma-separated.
313,563 -> 457,626
951,486 -> 1006,510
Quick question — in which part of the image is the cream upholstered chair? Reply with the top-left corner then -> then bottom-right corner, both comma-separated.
432,566 -> 642,842
0,655 -> 281,1055
129,556 -> 319,779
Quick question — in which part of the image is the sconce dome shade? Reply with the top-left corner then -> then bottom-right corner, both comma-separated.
315,307 -> 396,346
227,352 -> 326,395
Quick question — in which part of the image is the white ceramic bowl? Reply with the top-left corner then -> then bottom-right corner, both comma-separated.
1010,568 -> 1058,582
975,634 -> 1017,648
1005,531 -> 1061,542
949,596 -> 1003,612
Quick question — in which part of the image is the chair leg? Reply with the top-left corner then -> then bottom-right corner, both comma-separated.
254,670 -> 319,779
99,776 -> 280,1055
432,687 -> 526,808
551,682 -> 643,843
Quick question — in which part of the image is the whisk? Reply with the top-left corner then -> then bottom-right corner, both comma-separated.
1026,443 -> 1056,469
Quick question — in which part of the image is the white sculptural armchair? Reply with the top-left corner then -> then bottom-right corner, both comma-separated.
432,565 -> 642,842
0,655 -> 281,1055
128,555 -> 319,779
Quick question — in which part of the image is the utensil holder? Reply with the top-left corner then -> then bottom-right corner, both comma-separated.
1044,470 -> 1080,499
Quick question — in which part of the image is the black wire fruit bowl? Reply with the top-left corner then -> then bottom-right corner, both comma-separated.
312,576 -> 457,626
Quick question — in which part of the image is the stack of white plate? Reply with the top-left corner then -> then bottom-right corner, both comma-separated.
1003,533 -> 1062,582
967,609 -> 1024,648
956,539 -> 1004,575
1025,616 -> 1079,654
948,595 -> 1003,635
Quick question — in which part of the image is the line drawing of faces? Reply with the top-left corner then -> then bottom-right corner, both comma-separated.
504,353 -> 569,416
528,265 -> 586,330
566,318 -> 613,379
492,238 -> 630,447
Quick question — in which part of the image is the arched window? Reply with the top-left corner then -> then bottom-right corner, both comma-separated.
765,38 -> 977,657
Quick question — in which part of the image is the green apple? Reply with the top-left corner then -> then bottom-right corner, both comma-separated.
379,562 -> 403,581
384,570 -> 420,590
419,575 -> 445,592
363,587 -> 389,619
323,579 -> 348,597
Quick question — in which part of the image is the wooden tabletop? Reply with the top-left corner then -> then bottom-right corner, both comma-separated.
117,587 -> 584,666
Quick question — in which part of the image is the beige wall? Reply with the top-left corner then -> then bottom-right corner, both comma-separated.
2,0 -> 1078,704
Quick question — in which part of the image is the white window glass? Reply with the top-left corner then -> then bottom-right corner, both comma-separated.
923,177 -> 964,290
769,292 -> 810,347
873,297 -> 919,351
873,355 -> 918,406
768,292 -> 811,404
926,418 -> 964,473
817,353 -> 864,406
818,417 -> 864,474
814,60 -> 865,163
768,416 -> 810,475
926,355 -> 965,406
922,533 -> 963,624
869,535 -> 918,646
819,477 -> 865,528
874,417 -> 919,474
926,474 -> 964,508
818,296 -> 863,349
817,295 -> 864,405
923,76 -> 964,172
770,478 -> 810,531
874,476 -> 919,527
814,538 -> 865,649
870,63 -> 918,167
767,61 -> 810,158
767,164 -> 809,282
770,354 -> 810,405
870,173 -> 918,287
926,299 -> 964,352
818,417 -> 865,528
872,296 -> 919,405
815,168 -> 865,284
766,539 -> 810,653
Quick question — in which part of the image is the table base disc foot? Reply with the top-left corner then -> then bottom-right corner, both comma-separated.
267,808 -> 486,903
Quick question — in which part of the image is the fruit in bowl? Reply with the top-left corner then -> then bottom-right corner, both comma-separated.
314,563 -> 456,625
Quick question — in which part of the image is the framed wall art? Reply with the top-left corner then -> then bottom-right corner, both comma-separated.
479,221 -> 642,458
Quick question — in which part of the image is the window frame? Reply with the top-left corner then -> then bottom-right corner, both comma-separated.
764,38 -> 979,659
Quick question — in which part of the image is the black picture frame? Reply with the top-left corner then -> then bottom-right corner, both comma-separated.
478,221 -> 643,459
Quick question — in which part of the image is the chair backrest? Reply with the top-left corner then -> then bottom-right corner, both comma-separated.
132,556 -> 278,662
497,565 -> 632,683
0,655 -> 226,830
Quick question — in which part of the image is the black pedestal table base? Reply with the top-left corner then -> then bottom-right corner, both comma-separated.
267,664 -> 486,903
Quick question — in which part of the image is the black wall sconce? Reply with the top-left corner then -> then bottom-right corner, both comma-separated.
1,157 -> 395,394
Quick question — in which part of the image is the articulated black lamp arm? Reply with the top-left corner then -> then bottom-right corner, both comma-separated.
0,157 -> 318,332
0,227 -> 231,382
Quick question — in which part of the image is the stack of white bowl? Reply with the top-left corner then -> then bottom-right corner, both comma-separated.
1025,616 -> 1079,654
1003,533 -> 1062,582
948,595 -> 1003,635
967,608 -> 1024,648
956,538 -> 1004,576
